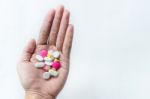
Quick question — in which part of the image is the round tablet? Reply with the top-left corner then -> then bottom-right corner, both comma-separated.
40,50 -> 48,58
52,61 -> 61,70
52,51 -> 60,58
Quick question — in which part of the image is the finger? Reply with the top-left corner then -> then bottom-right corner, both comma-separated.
62,24 -> 74,58
48,5 -> 64,46
20,39 -> 36,62
37,9 -> 55,45
56,10 -> 70,51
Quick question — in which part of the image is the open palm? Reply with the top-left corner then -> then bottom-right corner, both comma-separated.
17,6 -> 74,98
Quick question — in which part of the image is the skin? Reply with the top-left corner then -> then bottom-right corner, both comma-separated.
17,5 -> 74,99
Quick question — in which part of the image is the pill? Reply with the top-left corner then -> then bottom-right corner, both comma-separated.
52,51 -> 60,58
52,61 -> 61,70
34,49 -> 61,79
35,62 -> 45,68
48,50 -> 54,54
49,69 -> 59,77
35,55 -> 44,61
45,61 -> 53,66
44,57 -> 53,62
47,53 -> 53,58
54,59 -> 59,62
43,72 -> 51,79
40,50 -> 48,58
42,65 -> 50,71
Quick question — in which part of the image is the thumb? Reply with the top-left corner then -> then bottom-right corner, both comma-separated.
20,39 -> 36,62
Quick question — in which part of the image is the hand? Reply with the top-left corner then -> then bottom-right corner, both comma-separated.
17,5 -> 74,99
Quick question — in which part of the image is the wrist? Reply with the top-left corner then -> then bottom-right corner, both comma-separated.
25,90 -> 55,99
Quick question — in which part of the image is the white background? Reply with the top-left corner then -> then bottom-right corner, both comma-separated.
0,0 -> 150,99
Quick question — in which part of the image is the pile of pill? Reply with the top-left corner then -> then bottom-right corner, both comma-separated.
34,49 -> 61,80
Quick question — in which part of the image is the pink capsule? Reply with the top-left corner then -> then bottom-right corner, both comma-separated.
52,61 -> 61,70
40,50 -> 48,58
42,65 -> 49,71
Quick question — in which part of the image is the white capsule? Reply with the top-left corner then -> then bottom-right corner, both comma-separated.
35,55 -> 44,61
45,61 -> 53,66
52,51 -> 60,58
43,72 -> 51,79
49,69 -> 59,77
44,57 -> 53,62
34,62 -> 45,68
